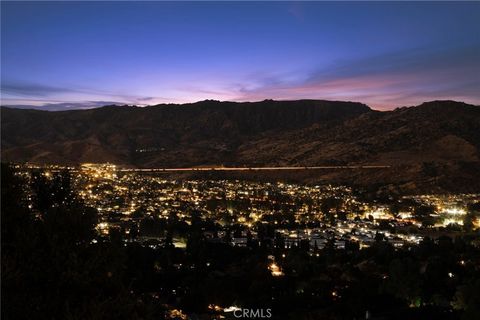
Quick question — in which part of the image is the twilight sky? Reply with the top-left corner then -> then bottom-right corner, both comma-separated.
1,1 -> 479,110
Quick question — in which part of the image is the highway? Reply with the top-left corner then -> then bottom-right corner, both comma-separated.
118,165 -> 391,172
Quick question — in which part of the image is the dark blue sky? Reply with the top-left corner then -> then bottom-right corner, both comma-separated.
1,1 -> 479,110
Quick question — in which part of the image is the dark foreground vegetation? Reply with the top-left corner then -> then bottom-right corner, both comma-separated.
2,164 -> 480,320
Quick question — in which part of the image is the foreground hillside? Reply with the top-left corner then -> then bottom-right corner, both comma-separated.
2,99 -> 480,193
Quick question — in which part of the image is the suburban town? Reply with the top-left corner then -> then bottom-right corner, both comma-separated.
16,163 -> 480,252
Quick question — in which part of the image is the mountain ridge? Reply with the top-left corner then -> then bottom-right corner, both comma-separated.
2,99 -> 479,193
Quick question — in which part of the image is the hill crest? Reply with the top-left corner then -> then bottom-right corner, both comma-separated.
2,99 -> 479,193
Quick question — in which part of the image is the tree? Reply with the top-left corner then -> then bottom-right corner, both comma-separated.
414,205 -> 436,218
463,203 -> 479,232
385,258 -> 422,306
413,205 -> 436,227
2,165 -> 162,319
452,279 -> 480,320
389,203 -> 401,218
30,169 -> 77,212
321,197 -> 342,224
463,213 -> 476,232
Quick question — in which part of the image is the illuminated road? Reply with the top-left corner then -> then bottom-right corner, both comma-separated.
119,165 -> 391,172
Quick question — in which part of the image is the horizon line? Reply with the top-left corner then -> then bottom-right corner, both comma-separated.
1,98 -> 478,113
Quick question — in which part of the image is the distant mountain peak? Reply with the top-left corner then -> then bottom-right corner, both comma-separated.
415,100 -> 476,109
2,99 -> 479,193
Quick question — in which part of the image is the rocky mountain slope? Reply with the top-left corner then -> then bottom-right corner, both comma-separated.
2,99 -> 479,193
